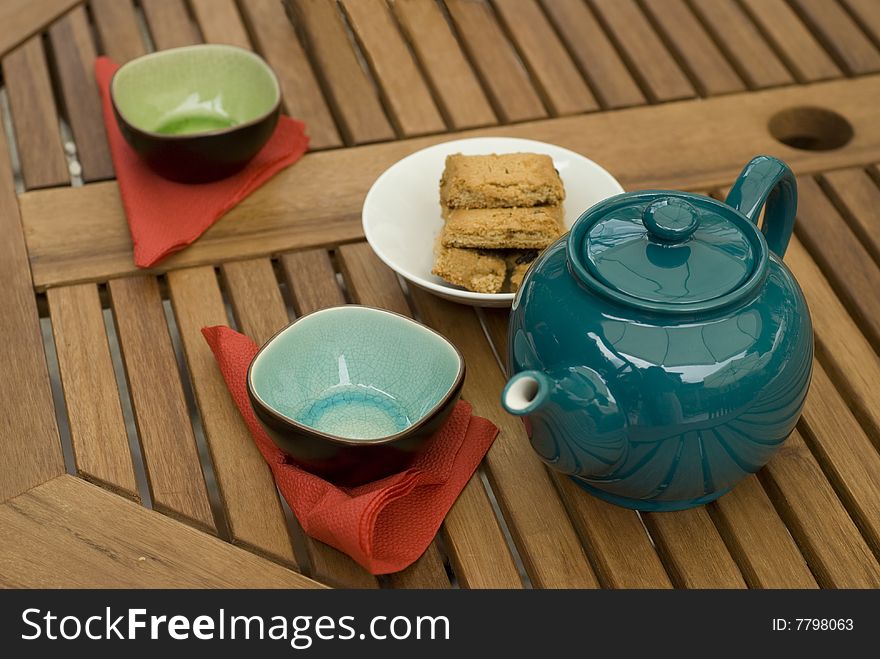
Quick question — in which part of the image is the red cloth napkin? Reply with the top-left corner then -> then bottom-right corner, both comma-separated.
202,325 -> 499,575
95,57 -> 309,268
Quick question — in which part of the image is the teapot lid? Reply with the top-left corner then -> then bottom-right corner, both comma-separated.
567,192 -> 768,313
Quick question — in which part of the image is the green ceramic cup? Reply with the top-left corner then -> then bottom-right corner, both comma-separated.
111,44 -> 281,183
247,306 -> 465,485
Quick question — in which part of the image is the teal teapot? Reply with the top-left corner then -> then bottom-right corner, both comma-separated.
501,156 -> 812,511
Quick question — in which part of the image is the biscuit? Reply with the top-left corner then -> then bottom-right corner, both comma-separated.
441,205 -> 564,249
505,250 -> 539,292
432,245 -> 506,294
439,153 -> 564,208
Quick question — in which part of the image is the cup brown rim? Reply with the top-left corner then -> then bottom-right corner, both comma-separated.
109,44 -> 282,141
246,305 -> 466,447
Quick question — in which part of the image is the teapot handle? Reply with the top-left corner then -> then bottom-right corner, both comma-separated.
725,155 -> 797,257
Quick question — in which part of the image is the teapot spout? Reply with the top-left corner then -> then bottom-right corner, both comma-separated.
501,370 -> 553,416
502,365 -> 628,477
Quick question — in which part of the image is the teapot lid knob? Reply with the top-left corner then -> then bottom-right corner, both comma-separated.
568,190 -> 764,311
642,197 -> 700,242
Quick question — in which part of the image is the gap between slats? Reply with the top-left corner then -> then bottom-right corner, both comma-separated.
41,267 -> 325,574
442,0 -> 549,123
159,282 -> 232,539
44,284 -> 138,500
475,308 -> 674,589
105,275 -> 217,532
638,0 -> 746,96
5,0 -> 868,184
487,0 -> 599,115
705,186 -> 880,582
687,0 -> 795,90
587,0 -> 696,103
737,0 -> 842,84
218,255 -> 381,588
316,248 -> 530,587
2,34 -> 70,189
390,0 -> 498,129
788,0 -> 880,76
76,0 -> 347,155
284,0 -> 396,145
339,0 -> 448,137
37,283 -> 153,506
479,306 -> 756,589
5,0 -> 880,588
333,246 -> 531,587
475,194 -> 822,589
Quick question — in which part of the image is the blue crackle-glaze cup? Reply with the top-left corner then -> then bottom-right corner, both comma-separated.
501,156 -> 813,511
247,305 -> 465,485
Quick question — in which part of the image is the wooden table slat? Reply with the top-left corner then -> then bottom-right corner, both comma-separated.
386,541 -> 451,589
0,122 -> 63,504
2,36 -> 69,189
283,248 -> 451,589
643,507 -> 747,589
689,0 -> 794,89
90,0 -> 148,63
279,249 -> 346,313
47,6 -> 115,182
237,0 -> 342,149
495,245 -> 748,589
739,0 -> 841,83
166,266 -> 301,566
482,254 -> 814,591
800,361 -> 880,558
538,0 -> 645,109
444,0 -> 547,123
108,276 -> 215,530
140,0 -> 201,50
490,0 -> 599,115
841,0 -> 880,47
392,0 -> 497,129
336,243 -> 415,317
289,0 -> 395,144
46,284 -> 137,497
405,287 -> 599,588
21,74 -> 880,289
481,307 -> 673,589
220,257 -> 378,588
709,476 -> 817,588
784,237 -> 880,463
760,430 -> 880,588
794,176 -> 880,353
337,243 -> 525,588
6,0 -> 880,590
221,258 -> 289,346
820,167 -> 880,266
789,0 -> 880,75
588,0 -> 695,102
641,0 -> 745,96
554,475 -> 673,588
0,475 -> 322,588
0,0 -> 82,59
341,0 -> 446,137
195,0 -> 345,153
189,0 -> 250,49
438,477 -> 524,588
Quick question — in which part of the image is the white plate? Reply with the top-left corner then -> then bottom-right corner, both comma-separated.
362,137 -> 624,307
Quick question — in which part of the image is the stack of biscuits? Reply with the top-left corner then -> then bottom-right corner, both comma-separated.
432,152 -> 566,294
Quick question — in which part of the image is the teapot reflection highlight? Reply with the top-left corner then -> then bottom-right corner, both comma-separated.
502,156 -> 811,511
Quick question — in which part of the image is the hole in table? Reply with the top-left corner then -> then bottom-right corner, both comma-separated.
768,106 -> 853,151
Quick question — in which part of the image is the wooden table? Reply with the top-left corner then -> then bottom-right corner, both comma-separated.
1,0 -> 879,589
